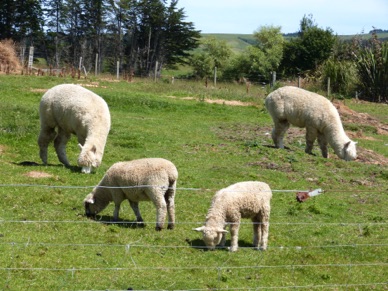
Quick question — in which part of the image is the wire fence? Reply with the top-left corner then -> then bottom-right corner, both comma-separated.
0,183 -> 387,290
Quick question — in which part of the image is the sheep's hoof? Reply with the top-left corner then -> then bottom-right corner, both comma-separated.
136,221 -> 145,228
81,166 -> 92,174
155,226 -> 163,231
167,224 -> 174,230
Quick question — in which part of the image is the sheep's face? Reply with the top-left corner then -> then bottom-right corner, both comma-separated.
84,193 -> 103,217
78,144 -> 101,173
194,226 -> 227,250
343,141 -> 357,161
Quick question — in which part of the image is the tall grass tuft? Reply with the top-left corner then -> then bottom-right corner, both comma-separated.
352,31 -> 388,102
319,58 -> 358,95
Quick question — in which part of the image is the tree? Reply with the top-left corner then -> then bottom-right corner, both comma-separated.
0,0 -> 44,43
222,25 -> 283,83
281,14 -> 336,76
190,37 -> 232,79
43,0 -> 68,67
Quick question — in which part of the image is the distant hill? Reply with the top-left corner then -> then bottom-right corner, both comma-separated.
202,31 -> 388,53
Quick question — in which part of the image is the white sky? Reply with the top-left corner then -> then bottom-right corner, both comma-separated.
176,0 -> 388,35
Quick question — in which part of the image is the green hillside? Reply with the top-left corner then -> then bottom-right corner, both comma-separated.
202,31 -> 388,53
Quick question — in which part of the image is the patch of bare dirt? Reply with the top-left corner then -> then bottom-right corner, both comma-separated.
168,96 -> 258,107
0,145 -> 7,154
334,100 -> 388,135
24,171 -> 53,178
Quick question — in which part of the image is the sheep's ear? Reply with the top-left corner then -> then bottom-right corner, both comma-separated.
344,141 -> 351,149
193,226 -> 205,232
84,196 -> 95,204
78,143 -> 84,150
91,145 -> 97,153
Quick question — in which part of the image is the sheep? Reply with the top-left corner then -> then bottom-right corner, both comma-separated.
84,158 -> 178,231
265,86 -> 357,161
194,181 -> 272,252
38,84 -> 111,173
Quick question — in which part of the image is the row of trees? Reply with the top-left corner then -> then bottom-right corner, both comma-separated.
191,15 -> 387,102
0,0 -> 200,76
0,2 -> 386,102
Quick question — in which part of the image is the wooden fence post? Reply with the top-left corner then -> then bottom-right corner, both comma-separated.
95,54 -> 98,76
214,66 -> 217,87
271,71 -> 276,87
116,61 -> 120,79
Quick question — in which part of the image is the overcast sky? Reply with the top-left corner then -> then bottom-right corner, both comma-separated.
176,0 -> 388,35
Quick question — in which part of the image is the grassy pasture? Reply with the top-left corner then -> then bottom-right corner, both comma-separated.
0,75 -> 387,290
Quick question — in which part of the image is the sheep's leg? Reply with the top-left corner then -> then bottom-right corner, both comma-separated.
129,201 -> 144,226
305,127 -> 317,155
317,133 -> 329,158
113,203 -> 121,221
259,209 -> 270,250
229,222 -> 240,252
38,126 -> 57,164
252,218 -> 261,250
271,120 -> 289,149
54,128 -> 71,166
149,189 -> 167,231
219,226 -> 228,247
164,182 -> 176,230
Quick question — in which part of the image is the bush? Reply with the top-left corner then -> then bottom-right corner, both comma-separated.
0,39 -> 21,72
352,32 -> 388,102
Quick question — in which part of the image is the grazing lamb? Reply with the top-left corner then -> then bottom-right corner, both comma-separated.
265,86 -> 357,161
194,181 -> 272,252
38,84 -> 111,173
84,158 -> 178,231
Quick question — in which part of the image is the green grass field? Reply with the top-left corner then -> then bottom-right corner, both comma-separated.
0,75 -> 387,290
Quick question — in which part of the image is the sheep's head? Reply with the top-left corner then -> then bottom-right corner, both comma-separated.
343,141 -> 357,161
193,226 -> 228,250
78,144 -> 101,173
84,193 -> 105,217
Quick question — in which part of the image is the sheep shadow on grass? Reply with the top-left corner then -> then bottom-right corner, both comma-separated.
187,238 -> 254,252
91,215 -> 146,229
15,161 -> 83,173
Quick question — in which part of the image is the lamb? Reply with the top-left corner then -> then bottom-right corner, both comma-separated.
265,86 -> 357,161
84,158 -> 178,231
38,84 -> 111,173
194,181 -> 272,252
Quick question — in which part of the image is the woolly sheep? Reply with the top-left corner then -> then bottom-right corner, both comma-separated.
194,181 -> 272,252
84,158 -> 178,231
265,86 -> 357,161
38,84 -> 111,173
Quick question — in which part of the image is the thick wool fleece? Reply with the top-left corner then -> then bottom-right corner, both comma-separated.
84,158 -> 178,231
265,86 -> 357,161
38,84 -> 111,173
195,181 -> 272,252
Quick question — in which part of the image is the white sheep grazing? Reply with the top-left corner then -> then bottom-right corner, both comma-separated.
265,86 -> 357,161
38,84 -> 111,173
84,158 -> 178,231
194,181 -> 272,252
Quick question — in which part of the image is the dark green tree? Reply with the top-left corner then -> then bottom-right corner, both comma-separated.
0,0 -> 44,43
0,0 -> 16,39
281,14 -> 336,76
